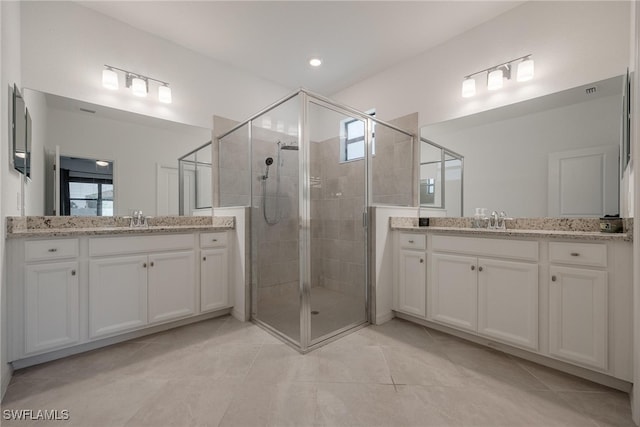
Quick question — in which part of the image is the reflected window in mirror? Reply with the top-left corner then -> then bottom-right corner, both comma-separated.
60,156 -> 114,216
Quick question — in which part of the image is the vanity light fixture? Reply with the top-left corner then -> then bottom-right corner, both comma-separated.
102,65 -> 171,103
461,78 -> 476,98
461,54 -> 533,98
102,67 -> 119,90
516,57 -> 535,82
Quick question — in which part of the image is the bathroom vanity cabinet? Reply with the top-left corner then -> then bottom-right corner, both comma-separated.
7,230 -> 232,365
393,230 -> 633,384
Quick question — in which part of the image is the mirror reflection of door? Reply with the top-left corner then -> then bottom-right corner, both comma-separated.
57,155 -> 114,216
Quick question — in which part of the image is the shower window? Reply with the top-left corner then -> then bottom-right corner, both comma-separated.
343,111 -> 375,161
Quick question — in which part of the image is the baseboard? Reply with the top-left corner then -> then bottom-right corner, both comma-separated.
395,311 -> 632,393
375,311 -> 394,325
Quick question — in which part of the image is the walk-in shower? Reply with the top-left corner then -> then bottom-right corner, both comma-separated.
215,89 -> 414,351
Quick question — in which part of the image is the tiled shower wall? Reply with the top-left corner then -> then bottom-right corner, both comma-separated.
310,113 -> 417,298
251,128 -> 300,302
216,111 -> 417,301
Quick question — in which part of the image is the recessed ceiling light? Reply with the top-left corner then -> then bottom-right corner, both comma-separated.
309,58 -> 322,67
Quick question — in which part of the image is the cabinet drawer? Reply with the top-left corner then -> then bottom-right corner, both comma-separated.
399,233 -> 426,250
200,232 -> 228,248
432,235 -> 538,262
90,234 -> 195,257
25,239 -> 79,262
549,242 -> 607,268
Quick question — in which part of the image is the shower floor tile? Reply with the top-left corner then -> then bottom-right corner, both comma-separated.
255,286 -> 366,343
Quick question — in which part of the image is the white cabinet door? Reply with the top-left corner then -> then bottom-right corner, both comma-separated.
431,253 -> 477,332
397,249 -> 426,317
477,258 -> 539,350
89,255 -> 148,338
148,251 -> 196,324
549,266 -> 608,370
201,248 -> 230,312
25,261 -> 79,354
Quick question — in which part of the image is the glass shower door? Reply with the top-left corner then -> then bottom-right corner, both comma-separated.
307,100 -> 368,344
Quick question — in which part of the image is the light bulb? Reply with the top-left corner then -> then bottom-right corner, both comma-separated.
96,160 -> 109,167
102,68 -> 119,90
131,77 -> 147,97
517,58 -> 535,82
158,85 -> 172,103
309,58 -> 322,67
461,78 -> 476,98
487,69 -> 504,91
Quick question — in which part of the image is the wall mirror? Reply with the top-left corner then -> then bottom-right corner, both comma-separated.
11,84 -> 30,177
22,88 -> 211,216
420,75 -> 626,218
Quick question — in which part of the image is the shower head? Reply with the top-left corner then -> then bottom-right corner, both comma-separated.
280,143 -> 299,151
261,157 -> 274,180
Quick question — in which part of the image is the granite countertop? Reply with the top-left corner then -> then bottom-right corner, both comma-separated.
6,216 -> 235,239
390,217 -> 633,242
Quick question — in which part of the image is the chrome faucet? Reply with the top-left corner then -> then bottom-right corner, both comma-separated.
489,211 -> 499,229
130,210 -> 147,228
497,211 -> 512,230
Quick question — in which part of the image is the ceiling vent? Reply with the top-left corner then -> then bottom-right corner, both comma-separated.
585,86 -> 597,95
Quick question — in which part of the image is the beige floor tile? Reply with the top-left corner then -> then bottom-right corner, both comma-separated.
314,382 -> 410,427
368,318 -> 435,351
1,317 -> 633,427
309,345 -> 393,384
403,384 -> 599,427
513,357 -> 618,392
440,345 -> 550,391
11,341 -> 147,382
218,382 -> 318,427
124,377 -> 240,427
556,390 -> 636,427
380,345 -> 469,387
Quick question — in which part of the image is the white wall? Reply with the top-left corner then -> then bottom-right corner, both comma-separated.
45,105 -> 211,216
333,1 -> 630,128
0,0 -> 22,399
20,1 -> 291,130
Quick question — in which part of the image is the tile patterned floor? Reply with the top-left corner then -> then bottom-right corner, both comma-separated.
1,316 -> 634,427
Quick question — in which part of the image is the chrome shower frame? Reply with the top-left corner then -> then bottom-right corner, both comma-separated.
216,88 -> 415,352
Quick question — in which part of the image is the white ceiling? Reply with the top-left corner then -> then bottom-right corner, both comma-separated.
78,1 -> 523,94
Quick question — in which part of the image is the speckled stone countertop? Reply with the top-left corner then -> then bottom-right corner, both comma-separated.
390,217 -> 633,242
6,216 -> 235,238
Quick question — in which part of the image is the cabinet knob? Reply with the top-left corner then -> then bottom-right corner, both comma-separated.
570,252 -> 580,257
408,240 -> 414,244
478,266 -> 483,272
551,275 -> 557,282
71,270 -> 76,276
419,258 -> 424,263
150,261 -> 155,267
212,239 -> 218,242
471,265 -> 475,271
203,256 -> 207,261
48,248 -> 58,252
143,263 -> 147,268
